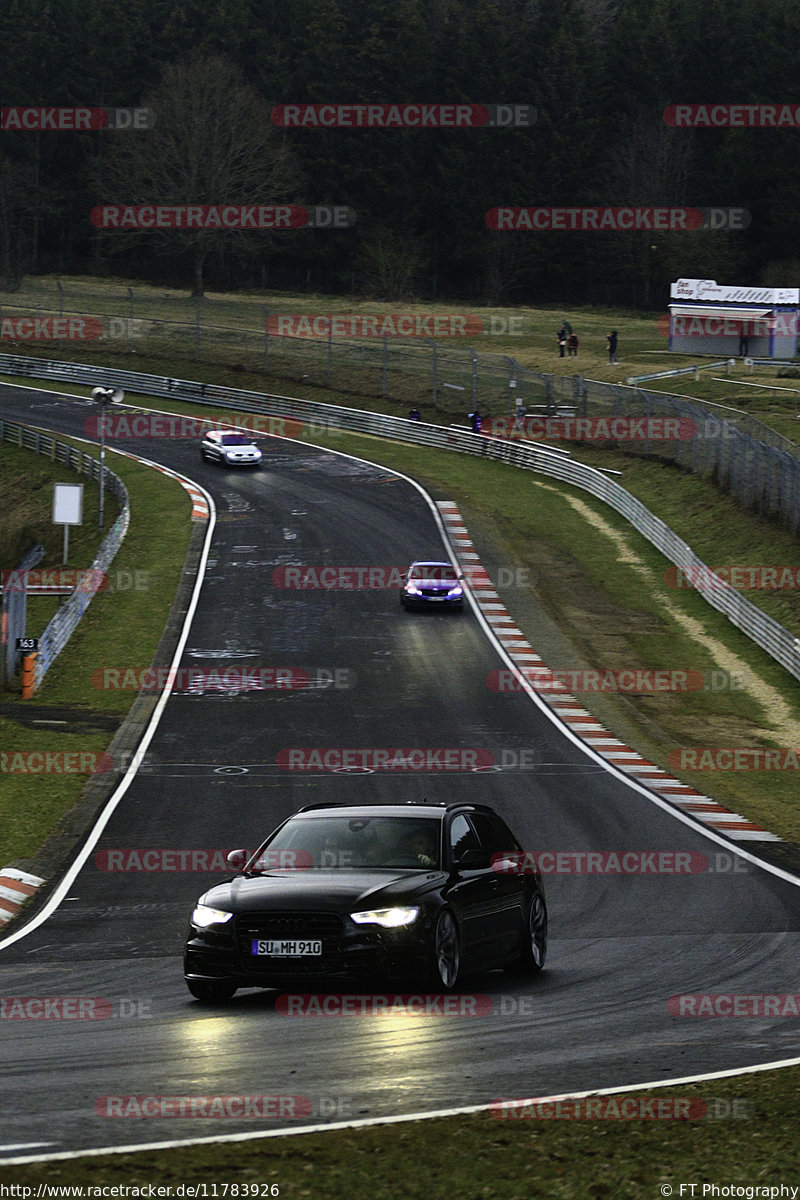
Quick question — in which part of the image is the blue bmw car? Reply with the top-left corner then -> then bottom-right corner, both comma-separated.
400,560 -> 464,609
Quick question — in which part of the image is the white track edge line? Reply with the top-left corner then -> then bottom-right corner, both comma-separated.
2,1051 -> 800,1166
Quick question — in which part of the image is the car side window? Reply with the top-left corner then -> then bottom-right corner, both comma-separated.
449,814 -> 481,863
469,812 -> 521,856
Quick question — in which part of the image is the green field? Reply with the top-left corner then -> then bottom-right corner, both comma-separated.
4,274 -> 800,435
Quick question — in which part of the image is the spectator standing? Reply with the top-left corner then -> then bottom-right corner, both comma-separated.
607,330 -> 619,364
567,333 -> 579,357
557,324 -> 568,357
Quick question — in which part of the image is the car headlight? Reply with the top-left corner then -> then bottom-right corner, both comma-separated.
191,904 -> 234,928
447,585 -> 463,596
405,584 -> 421,595
350,906 -> 419,928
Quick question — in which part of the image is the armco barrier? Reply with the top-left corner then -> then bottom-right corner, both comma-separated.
2,357 -> 800,686
0,419 -> 129,691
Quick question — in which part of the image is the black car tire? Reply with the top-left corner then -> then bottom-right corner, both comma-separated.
428,908 -> 461,990
186,979 -> 238,1003
506,892 -> 547,976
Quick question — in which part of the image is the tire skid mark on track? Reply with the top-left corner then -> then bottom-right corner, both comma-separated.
437,501 -> 782,845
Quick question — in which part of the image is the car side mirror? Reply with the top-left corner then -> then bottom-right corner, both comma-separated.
226,849 -> 248,872
454,848 -> 490,870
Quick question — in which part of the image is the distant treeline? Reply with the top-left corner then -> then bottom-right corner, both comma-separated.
0,0 -> 798,304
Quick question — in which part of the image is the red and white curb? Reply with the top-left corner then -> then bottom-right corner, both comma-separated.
438,501 -> 781,844
0,868 -> 45,924
117,447 -> 210,520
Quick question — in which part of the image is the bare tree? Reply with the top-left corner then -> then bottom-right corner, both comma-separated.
357,226 -> 425,300
94,53 -> 299,295
597,116 -> 700,307
482,234 -> 537,306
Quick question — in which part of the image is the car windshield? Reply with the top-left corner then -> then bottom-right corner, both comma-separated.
409,564 -> 457,582
252,815 -> 442,870
220,434 -> 255,446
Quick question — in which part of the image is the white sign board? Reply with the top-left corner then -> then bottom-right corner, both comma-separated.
671,278 -> 800,305
53,482 -> 84,525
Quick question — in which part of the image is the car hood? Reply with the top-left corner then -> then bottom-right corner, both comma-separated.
199,869 -> 441,913
224,447 -> 260,458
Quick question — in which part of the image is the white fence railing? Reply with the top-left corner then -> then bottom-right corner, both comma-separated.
0,419 -> 129,691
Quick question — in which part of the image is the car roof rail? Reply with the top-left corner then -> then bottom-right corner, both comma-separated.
293,802 -> 349,814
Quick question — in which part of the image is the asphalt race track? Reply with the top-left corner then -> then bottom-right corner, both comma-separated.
1,383 -> 800,1159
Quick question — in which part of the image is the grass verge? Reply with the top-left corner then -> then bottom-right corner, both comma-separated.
0,437 -> 192,866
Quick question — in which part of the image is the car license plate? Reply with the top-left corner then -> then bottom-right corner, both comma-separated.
251,939 -> 322,957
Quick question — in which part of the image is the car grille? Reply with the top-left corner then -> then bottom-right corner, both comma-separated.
235,911 -> 345,973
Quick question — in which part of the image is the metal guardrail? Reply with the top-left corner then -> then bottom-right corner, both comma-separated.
626,360 -> 734,385
2,355 -> 800,686
0,419 -> 129,691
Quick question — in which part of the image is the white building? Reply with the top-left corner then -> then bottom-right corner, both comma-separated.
668,278 -> 799,358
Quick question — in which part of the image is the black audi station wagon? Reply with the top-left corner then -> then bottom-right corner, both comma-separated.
184,801 -> 547,1002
